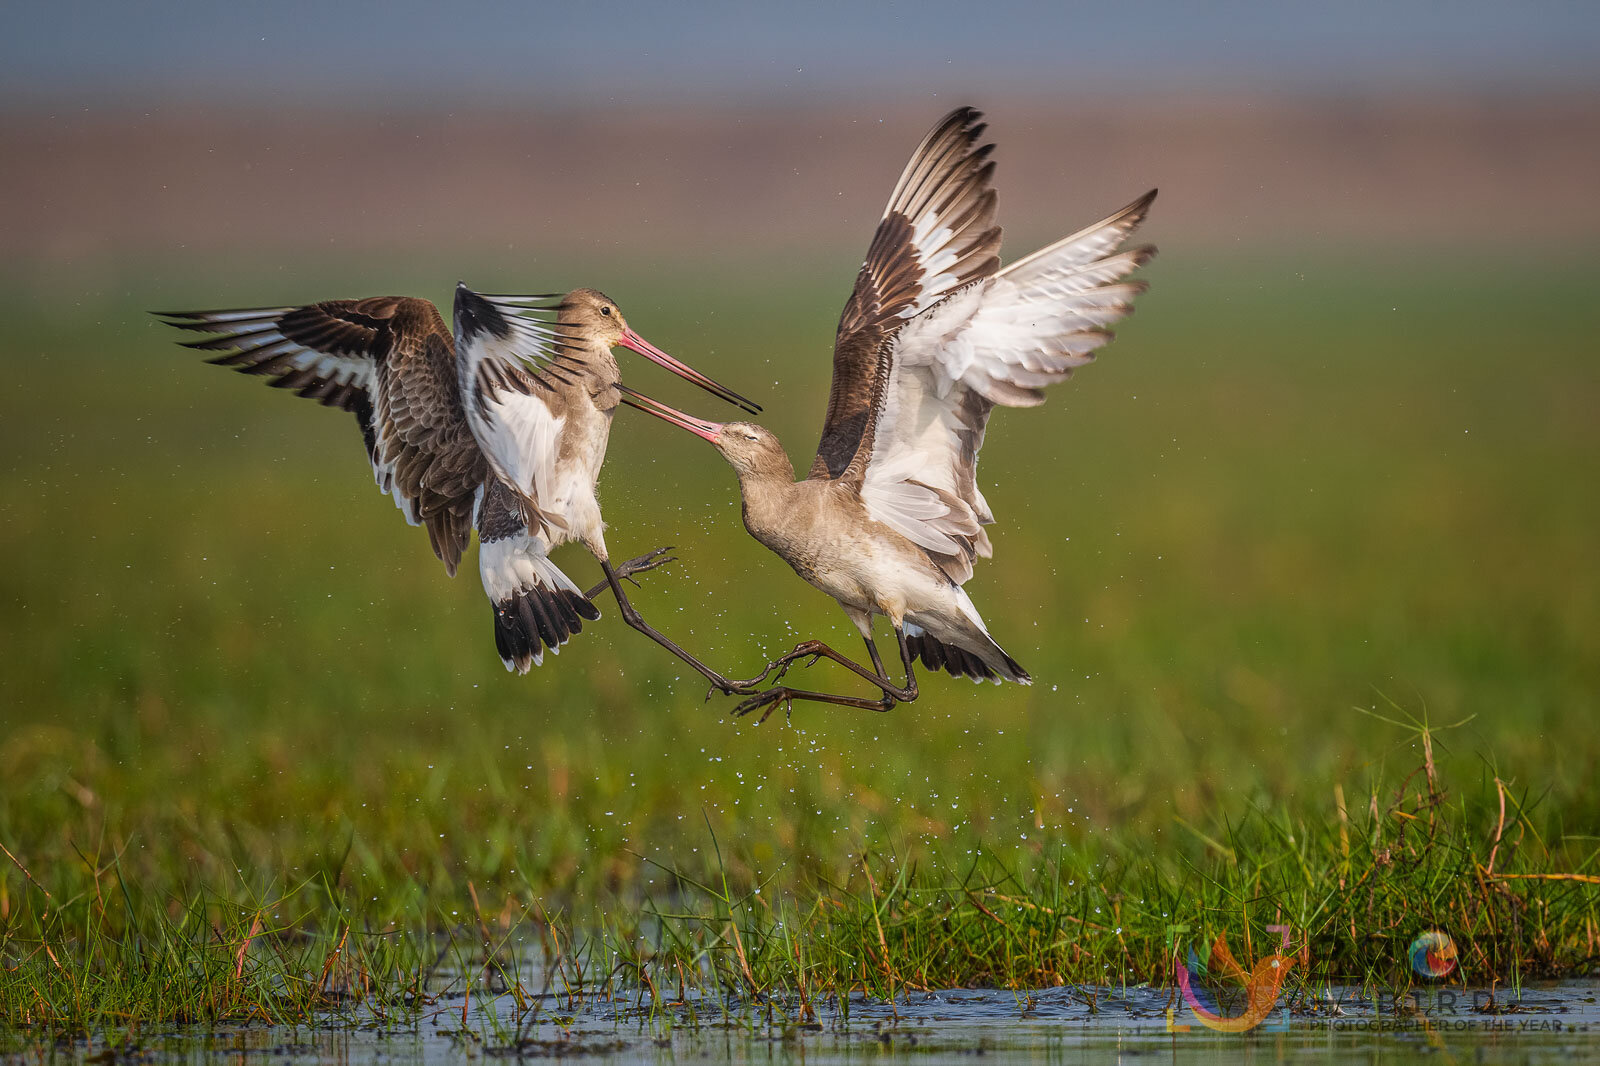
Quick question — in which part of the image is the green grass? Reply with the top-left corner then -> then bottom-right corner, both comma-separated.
1,251 -> 1598,1036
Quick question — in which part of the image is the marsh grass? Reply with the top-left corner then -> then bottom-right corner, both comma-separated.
1,253 -> 1598,1037
4,719 -> 1597,1038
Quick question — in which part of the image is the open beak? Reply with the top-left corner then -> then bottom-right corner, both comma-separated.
616,327 -> 761,415
618,385 -> 724,444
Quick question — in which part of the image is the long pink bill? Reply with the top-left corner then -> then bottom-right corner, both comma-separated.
617,385 -> 724,444
616,327 -> 761,415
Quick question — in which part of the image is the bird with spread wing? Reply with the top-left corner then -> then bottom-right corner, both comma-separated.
622,107 -> 1157,719
157,286 -> 762,686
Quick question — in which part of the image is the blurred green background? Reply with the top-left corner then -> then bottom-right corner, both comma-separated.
1,2 -> 1597,947
3,250 -> 1596,901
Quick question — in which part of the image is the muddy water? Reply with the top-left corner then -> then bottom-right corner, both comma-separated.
35,981 -> 1600,1063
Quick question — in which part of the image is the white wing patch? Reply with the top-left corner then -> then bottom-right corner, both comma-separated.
471,389 -> 565,523
860,364 -> 982,557
899,208 -> 963,318
454,289 -> 578,536
895,271 -> 1129,408
860,192 -> 1155,575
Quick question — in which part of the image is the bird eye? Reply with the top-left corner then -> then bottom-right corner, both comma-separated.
600,306 -> 612,317
745,433 -> 759,441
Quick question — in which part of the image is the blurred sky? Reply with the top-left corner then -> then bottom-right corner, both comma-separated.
3,1 -> 1597,282
4,0 -> 1599,108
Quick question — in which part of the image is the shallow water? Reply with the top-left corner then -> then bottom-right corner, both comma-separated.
28,981 -> 1600,1064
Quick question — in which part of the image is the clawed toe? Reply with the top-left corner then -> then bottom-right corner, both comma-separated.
768,644 -> 824,681
615,546 -> 677,582
733,687 -> 792,723
708,675 -> 764,699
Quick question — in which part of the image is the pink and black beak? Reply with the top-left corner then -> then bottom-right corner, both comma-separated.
614,328 -> 761,415
618,385 -> 725,444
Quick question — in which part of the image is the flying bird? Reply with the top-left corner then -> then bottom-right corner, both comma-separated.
157,288 -> 759,680
622,107 -> 1156,719
451,285 -> 760,691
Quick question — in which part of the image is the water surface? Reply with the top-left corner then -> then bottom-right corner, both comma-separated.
29,980 -> 1600,1064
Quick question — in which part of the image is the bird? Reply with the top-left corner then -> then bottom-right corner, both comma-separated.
156,286 -> 760,680
451,284 -> 761,692
618,107 -> 1157,720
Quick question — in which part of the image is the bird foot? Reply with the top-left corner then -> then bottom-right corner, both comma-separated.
612,546 -> 676,586
731,687 -> 795,725
702,675 -> 764,700
714,640 -> 827,697
586,547 -> 678,601
770,641 -> 828,679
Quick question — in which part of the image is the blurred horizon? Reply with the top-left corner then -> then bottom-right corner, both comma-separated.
5,92 -> 1598,300
3,2 -> 1598,296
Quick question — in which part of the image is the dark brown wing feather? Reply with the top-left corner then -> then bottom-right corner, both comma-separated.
158,296 -> 488,576
810,107 -> 1003,480
374,301 -> 490,574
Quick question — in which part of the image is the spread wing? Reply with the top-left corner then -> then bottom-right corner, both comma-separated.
810,107 -> 1002,479
858,190 -> 1158,583
451,286 -> 584,536
157,296 -> 489,576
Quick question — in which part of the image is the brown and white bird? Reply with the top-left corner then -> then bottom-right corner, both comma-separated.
157,287 -> 759,680
451,285 -> 759,691
622,107 -> 1157,718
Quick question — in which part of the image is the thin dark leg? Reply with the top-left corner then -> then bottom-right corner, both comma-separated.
582,546 -> 675,602
599,558 -> 753,695
734,685 -> 896,724
862,637 -> 890,678
731,639 -> 886,690
732,626 -> 919,721
729,632 -> 913,694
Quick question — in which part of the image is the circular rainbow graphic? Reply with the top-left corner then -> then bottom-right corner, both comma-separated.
1408,931 -> 1458,978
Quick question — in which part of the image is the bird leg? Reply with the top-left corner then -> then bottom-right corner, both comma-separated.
747,638 -> 899,690
599,558 -> 756,696
582,546 -> 676,600
731,627 -> 920,722
719,639 -> 830,690
733,685 -> 898,725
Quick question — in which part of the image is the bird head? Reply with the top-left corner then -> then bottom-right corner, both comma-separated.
561,288 -> 760,414
617,393 -> 791,483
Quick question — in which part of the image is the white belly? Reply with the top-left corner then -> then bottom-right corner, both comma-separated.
801,528 -> 968,627
542,452 -> 606,550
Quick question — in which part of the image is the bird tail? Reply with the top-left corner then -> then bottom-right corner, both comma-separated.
477,480 -> 598,673
482,544 -> 600,674
904,621 -> 1030,685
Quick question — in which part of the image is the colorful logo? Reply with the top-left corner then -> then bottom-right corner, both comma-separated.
1168,925 -> 1295,1033
1408,931 -> 1457,978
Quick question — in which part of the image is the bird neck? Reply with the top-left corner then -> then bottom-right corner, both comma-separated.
570,342 -> 620,383
544,342 -> 618,408
730,446 -> 800,537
